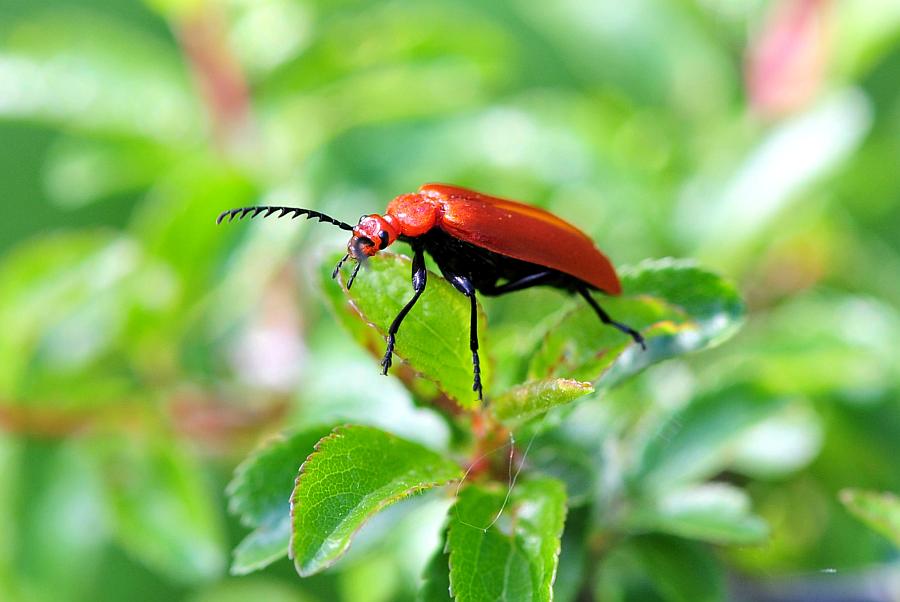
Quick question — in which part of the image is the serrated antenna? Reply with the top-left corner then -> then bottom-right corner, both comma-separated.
216,206 -> 353,231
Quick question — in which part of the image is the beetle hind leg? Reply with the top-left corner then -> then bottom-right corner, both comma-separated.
479,270 -> 556,296
577,287 -> 646,350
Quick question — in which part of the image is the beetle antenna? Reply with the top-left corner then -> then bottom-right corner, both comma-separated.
216,206 -> 354,231
332,253 -> 350,279
346,261 -> 362,289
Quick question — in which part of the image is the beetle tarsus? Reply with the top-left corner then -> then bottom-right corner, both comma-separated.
628,328 -> 647,350
472,352 -> 483,400
609,320 -> 646,350
469,296 -> 483,401
380,339 -> 394,375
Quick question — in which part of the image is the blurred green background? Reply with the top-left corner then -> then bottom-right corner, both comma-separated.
1,0 -> 899,600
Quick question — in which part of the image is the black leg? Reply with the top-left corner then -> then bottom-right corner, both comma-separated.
331,253 -> 350,279
381,246 -> 427,375
577,287 -> 646,350
479,270 -> 557,296
438,271 -> 483,401
468,293 -> 482,400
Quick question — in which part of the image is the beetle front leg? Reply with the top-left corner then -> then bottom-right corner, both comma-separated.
381,246 -> 427,375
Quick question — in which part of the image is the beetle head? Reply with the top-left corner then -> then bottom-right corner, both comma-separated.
350,214 -> 399,258
333,214 -> 400,289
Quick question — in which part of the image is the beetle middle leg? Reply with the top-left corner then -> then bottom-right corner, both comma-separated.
381,246 -> 427,375
440,271 -> 483,401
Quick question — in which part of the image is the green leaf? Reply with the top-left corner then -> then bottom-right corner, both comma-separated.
522,432 -> 597,507
188,577 -> 315,602
418,528 -> 452,602
144,0 -> 205,18
231,517 -> 292,577
321,252 -> 488,408
711,292 -> 900,398
840,489 -> 900,547
591,545 -> 633,602
492,379 -> 594,425
628,535 -> 725,602
0,11 -> 199,142
133,162 -> 257,305
226,426 -> 335,575
96,436 -> 226,583
43,135 -> 171,209
447,478 -> 567,602
730,402 -> 824,479
553,506 -> 590,602
289,425 -> 462,576
0,232 -> 154,405
630,384 -> 787,492
528,258 -> 744,388
10,440 -> 109,599
628,483 -> 769,545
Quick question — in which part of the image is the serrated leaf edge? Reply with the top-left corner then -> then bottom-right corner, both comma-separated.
446,482 -> 568,601
288,425 -> 461,577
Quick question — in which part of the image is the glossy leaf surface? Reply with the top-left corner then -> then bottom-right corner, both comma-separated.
492,378 -> 594,425
289,425 -> 462,576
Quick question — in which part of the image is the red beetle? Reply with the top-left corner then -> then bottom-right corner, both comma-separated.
218,183 -> 645,400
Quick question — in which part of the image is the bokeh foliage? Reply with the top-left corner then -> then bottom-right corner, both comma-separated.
1,0 -> 900,601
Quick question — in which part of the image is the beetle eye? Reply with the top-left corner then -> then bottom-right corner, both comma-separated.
359,214 -> 368,223
378,230 -> 389,249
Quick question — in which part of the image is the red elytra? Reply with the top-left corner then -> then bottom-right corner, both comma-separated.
218,183 -> 644,401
